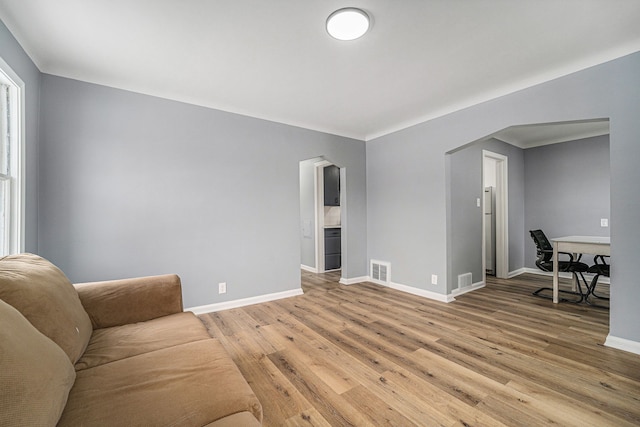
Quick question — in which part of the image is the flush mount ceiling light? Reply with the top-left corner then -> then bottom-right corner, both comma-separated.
326,8 -> 370,41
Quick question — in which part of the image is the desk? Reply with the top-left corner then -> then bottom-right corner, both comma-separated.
552,236 -> 610,303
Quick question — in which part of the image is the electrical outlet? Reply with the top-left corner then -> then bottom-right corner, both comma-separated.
431,274 -> 438,285
600,218 -> 609,227
218,282 -> 227,294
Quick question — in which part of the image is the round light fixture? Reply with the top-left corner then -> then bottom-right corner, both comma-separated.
326,8 -> 370,41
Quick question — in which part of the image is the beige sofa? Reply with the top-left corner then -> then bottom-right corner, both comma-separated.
0,253 -> 262,426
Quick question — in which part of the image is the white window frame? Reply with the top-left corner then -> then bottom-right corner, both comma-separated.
0,56 -> 25,256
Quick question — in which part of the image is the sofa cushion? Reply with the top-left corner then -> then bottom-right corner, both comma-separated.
75,274 -> 184,329
59,339 -> 263,426
0,298 -> 76,426
75,311 -> 212,370
0,253 -> 93,363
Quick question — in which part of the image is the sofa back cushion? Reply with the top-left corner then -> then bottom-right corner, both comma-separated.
0,253 -> 92,363
0,298 -> 76,426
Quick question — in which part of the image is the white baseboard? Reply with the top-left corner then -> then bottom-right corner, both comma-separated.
451,280 -> 485,297
339,275 -> 369,285
187,288 -> 304,315
522,268 -> 610,284
508,268 -> 527,278
300,264 -> 318,273
604,335 -> 640,356
368,278 -> 454,303
522,268 -> 574,279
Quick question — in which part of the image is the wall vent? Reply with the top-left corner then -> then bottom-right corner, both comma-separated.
370,260 -> 391,284
458,272 -> 472,289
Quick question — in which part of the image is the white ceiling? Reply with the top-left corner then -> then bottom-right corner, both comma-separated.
1,1 -> 639,141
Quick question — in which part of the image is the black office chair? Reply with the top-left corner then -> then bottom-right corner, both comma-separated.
529,229 -> 590,302
586,255 -> 610,304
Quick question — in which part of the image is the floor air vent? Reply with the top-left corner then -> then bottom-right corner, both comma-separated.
371,260 -> 390,284
458,272 -> 472,289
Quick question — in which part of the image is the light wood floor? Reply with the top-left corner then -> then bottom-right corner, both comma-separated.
199,272 -> 640,426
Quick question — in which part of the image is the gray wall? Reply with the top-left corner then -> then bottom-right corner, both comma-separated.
524,135 -> 610,268
447,134 -> 609,290
367,52 -> 640,344
3,16 -> 638,345
447,138 -> 525,291
447,143 -> 483,288
0,20 -> 40,253
38,75 -> 367,308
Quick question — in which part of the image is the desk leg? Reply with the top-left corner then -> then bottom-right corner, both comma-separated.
553,242 -> 559,303
571,253 -> 579,292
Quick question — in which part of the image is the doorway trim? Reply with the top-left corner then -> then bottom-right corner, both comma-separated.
482,150 -> 509,280
314,160 -> 331,272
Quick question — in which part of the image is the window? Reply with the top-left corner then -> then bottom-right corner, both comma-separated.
0,58 -> 24,256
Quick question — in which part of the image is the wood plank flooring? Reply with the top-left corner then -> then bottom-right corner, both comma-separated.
199,272 -> 640,426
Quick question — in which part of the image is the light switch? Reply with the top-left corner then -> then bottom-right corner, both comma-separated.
476,198 -> 481,208
601,218 -> 609,227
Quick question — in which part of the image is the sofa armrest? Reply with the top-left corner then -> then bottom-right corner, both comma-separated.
74,274 -> 184,329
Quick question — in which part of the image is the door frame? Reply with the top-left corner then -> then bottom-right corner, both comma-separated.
314,160 -> 331,272
482,150 -> 509,280
313,160 -> 347,274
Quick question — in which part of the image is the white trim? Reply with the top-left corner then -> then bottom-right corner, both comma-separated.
0,56 -> 25,254
523,267 -> 571,278
451,280 -> 485,296
314,161 -> 346,274
339,166 -> 347,277
522,267 -> 610,284
339,275 -> 368,285
300,264 -> 318,273
604,335 -> 640,356
508,268 -> 527,278
314,160 -> 331,272
482,150 -> 508,280
368,278 -> 454,303
187,288 -> 303,315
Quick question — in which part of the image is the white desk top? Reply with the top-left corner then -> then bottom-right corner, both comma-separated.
552,235 -> 610,244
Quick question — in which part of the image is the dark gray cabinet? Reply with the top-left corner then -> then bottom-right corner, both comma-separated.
324,228 -> 341,270
323,165 -> 340,206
